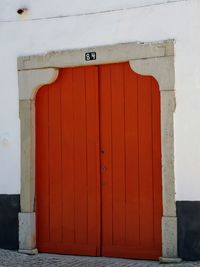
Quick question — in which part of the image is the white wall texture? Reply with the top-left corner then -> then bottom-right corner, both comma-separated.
0,0 -> 199,200
0,0 -> 187,22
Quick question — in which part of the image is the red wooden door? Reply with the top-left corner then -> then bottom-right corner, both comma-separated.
99,63 -> 162,260
36,66 -> 101,256
36,62 -> 162,259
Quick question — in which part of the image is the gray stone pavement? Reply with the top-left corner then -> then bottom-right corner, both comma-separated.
0,249 -> 200,267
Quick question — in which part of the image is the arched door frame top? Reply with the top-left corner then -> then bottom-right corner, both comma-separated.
18,40 -> 180,262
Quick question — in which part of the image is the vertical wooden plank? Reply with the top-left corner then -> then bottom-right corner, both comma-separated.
85,66 -> 101,254
151,79 -> 162,249
36,85 -> 50,243
99,64 -> 113,248
124,63 -> 140,246
73,67 -> 87,245
60,68 -> 75,243
138,75 -> 154,247
48,77 -> 62,243
110,63 -> 126,246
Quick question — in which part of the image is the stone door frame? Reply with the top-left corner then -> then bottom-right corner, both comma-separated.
17,40 -> 180,262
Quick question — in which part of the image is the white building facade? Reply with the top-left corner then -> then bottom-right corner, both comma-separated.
0,0 -> 200,261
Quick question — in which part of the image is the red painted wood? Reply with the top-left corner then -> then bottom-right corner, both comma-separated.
60,68 -> 75,244
36,85 -> 50,243
100,63 -> 162,260
36,66 -> 100,256
84,67 -> 101,255
36,62 -> 162,260
99,65 -> 113,250
137,75 -> 154,247
151,78 -> 162,249
124,64 -> 140,246
48,77 -> 62,243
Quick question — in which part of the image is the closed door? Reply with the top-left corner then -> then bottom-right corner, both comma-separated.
36,62 -> 162,259
36,66 -> 101,256
99,63 -> 162,259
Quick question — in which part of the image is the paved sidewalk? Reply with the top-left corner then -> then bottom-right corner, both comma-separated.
0,249 -> 200,267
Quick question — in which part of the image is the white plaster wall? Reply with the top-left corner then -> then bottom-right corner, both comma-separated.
0,0 -> 187,22
0,0 -> 199,200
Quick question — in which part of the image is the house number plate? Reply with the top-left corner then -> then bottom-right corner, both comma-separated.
85,52 -> 96,61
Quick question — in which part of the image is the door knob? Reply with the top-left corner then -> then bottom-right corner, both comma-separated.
101,165 -> 107,172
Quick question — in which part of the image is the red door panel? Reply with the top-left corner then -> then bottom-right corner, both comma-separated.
99,63 -> 162,260
36,66 -> 101,256
36,62 -> 162,260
